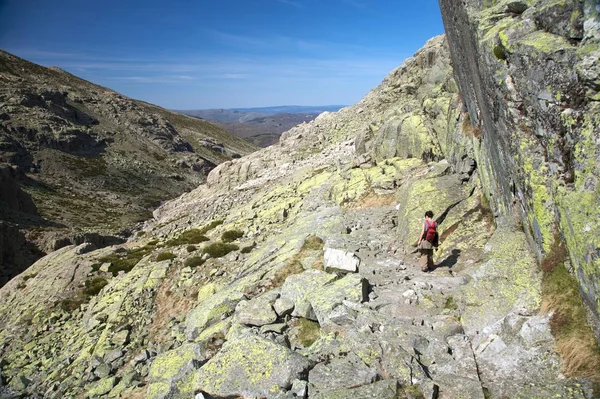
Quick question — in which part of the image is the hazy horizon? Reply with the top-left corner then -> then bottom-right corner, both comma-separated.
0,0 -> 444,109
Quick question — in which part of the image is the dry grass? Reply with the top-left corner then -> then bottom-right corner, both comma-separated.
556,336 -> 600,378
148,272 -> 197,343
540,235 -> 600,379
268,235 -> 325,289
346,191 -> 396,209
120,388 -> 147,399
461,112 -> 482,139
271,260 -> 305,288
541,236 -> 567,274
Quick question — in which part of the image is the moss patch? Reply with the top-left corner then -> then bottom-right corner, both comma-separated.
302,235 -> 324,251
240,244 -> 255,254
270,235 -> 326,288
290,318 -> 321,347
98,245 -> 155,276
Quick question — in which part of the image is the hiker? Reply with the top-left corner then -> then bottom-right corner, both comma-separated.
417,210 -> 438,272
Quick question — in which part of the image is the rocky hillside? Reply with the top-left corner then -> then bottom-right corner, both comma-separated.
0,1 -> 599,398
0,50 -> 257,285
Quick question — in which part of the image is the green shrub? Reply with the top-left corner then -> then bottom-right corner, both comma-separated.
221,229 -> 244,243
184,256 -> 205,268
165,229 -> 209,247
203,242 -> 239,258
83,277 -> 109,297
156,252 -> 177,262
60,297 -> 86,312
198,219 -> 224,234
493,44 -> 507,61
136,231 -> 146,237
240,244 -> 255,254
186,245 -> 197,253
99,245 -> 154,276
91,263 -> 102,272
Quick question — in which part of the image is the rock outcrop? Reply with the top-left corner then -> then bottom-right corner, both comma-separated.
0,2 -> 599,398
439,0 -> 600,324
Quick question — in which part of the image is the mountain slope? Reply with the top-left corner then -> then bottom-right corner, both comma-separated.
1,28 -> 597,399
0,50 -> 257,284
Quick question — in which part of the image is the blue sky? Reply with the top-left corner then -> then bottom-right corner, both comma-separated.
0,0 -> 444,109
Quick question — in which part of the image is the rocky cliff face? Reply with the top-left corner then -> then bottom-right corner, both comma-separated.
439,0 -> 600,328
0,51 -> 257,284
0,30 -> 597,398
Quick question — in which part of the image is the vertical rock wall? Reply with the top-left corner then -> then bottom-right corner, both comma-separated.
439,0 -> 600,323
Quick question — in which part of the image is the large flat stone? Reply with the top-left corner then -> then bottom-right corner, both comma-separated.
185,287 -> 246,340
194,334 -> 312,398
146,343 -> 206,399
310,273 -> 368,326
312,379 -> 398,399
280,270 -> 337,320
323,248 -> 360,273
308,352 -> 377,396
235,296 -> 278,326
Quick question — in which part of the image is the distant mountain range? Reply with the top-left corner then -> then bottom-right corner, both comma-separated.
178,105 -> 346,147
177,105 -> 345,123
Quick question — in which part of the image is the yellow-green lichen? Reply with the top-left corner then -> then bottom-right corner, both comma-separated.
195,335 -> 310,397
461,225 -> 541,332
517,31 -> 574,54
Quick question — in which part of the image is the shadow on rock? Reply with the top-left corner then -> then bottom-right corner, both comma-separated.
436,249 -> 461,269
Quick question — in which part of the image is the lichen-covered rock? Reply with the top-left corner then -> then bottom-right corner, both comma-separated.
307,352 -> 377,397
311,379 -> 398,399
193,335 -> 312,398
428,335 -> 485,399
471,312 -> 583,398
146,343 -> 206,399
460,220 -> 541,335
274,297 -> 295,317
310,273 -> 367,326
439,0 -> 600,324
396,168 -> 474,253
86,377 -> 116,398
235,296 -> 278,326
185,286 -> 246,340
280,271 -> 337,320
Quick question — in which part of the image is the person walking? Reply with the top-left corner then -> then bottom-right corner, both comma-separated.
417,210 -> 438,272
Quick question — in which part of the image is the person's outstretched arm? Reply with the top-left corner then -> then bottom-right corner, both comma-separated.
417,221 -> 425,247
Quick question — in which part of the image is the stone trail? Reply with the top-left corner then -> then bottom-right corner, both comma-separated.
140,203 -> 590,399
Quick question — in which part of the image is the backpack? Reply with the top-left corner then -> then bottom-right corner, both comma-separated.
424,219 -> 438,246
